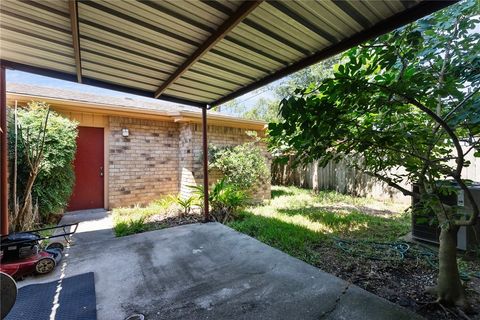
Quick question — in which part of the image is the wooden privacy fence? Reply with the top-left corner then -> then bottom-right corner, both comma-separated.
272,152 -> 480,203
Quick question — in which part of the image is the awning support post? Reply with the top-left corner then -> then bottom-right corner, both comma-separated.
202,105 -> 209,222
1,64 -> 8,235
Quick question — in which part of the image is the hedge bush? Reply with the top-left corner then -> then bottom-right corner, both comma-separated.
209,142 -> 269,191
8,102 -> 78,221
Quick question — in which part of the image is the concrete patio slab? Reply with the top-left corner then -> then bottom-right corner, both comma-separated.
19,221 -> 421,320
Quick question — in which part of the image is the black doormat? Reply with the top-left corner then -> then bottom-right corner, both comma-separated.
5,272 -> 96,320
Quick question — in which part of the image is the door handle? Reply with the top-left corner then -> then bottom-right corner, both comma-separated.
100,166 -> 104,177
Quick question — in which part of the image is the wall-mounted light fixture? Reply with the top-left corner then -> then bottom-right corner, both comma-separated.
122,128 -> 129,137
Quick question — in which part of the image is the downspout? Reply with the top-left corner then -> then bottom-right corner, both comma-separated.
202,105 -> 209,221
1,65 -> 8,235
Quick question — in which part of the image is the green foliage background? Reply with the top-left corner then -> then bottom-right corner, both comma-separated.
269,0 -> 479,183
209,142 -> 269,191
8,102 -> 78,220
217,55 -> 339,122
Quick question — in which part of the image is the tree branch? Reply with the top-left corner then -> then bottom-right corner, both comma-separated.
398,95 -> 465,176
443,87 -> 480,122
356,79 -> 465,178
463,143 -> 479,157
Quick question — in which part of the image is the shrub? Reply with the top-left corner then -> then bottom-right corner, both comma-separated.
209,142 -> 269,191
192,178 -> 248,223
8,102 -> 78,225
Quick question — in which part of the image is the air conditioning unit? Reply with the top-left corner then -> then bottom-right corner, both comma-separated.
411,182 -> 480,251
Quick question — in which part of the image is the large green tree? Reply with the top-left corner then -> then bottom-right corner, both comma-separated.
274,56 -> 338,100
218,57 -> 339,122
269,0 -> 479,307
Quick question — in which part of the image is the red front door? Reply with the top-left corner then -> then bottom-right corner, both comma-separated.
68,127 -> 104,211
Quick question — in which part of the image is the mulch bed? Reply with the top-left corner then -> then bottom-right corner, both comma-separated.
146,213 -> 204,229
314,245 -> 480,319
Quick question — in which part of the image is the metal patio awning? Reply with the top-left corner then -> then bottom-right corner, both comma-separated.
0,0 -> 457,234
0,0 -> 455,108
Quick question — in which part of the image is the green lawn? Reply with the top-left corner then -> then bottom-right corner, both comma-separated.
229,185 -> 410,265
112,185 -> 411,262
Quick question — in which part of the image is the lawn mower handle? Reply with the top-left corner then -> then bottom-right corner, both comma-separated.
0,222 -> 79,248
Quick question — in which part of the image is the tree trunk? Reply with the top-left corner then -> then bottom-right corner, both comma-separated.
13,172 -> 38,231
312,160 -> 319,192
436,226 -> 466,306
285,156 -> 293,185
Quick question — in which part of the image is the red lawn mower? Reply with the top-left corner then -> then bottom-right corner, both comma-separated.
0,223 -> 78,280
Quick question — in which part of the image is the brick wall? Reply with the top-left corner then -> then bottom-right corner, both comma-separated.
109,117 -> 179,208
181,123 -> 271,201
108,117 -> 271,208
178,123 -> 195,198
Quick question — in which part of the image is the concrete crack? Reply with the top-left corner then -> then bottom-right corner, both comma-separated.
318,283 -> 351,319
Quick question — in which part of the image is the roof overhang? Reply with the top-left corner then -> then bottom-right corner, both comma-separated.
6,91 -> 267,131
0,0 -> 457,108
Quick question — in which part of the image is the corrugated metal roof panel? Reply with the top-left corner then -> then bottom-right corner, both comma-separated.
165,83 -> 224,100
79,1 -> 198,53
1,0 -> 69,25
81,61 -> 162,86
165,0 -> 239,27
231,24 -> 304,60
180,72 -> 242,91
162,87 -> 220,103
82,69 -> 158,91
79,26 -> 183,68
191,62 -> 256,83
78,5 -> 192,62
0,0 -> 452,107
214,39 -> 284,70
250,4 -> 330,51
1,48 -> 75,74
101,1 -> 211,43
293,1 -> 357,37
79,39 -> 176,73
2,42 -> 73,66
1,28 -> 72,57
81,51 -> 169,80
200,50 -> 268,78
175,77 -> 232,94
0,0 -> 75,73
0,14 -> 71,45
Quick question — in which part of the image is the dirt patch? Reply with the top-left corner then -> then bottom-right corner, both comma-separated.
314,245 -> 480,319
